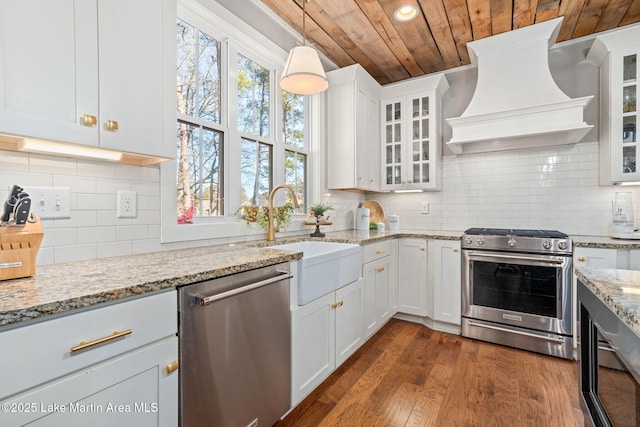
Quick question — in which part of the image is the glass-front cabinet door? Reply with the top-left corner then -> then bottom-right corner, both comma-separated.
383,98 -> 403,187
621,52 -> 638,179
381,92 -> 437,190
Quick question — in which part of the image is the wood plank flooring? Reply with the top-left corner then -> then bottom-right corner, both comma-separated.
277,319 -> 591,427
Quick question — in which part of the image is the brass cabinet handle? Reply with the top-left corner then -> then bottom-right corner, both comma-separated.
331,302 -> 338,309
376,249 -> 385,254
337,300 -> 344,307
419,247 -> 425,251
453,248 -> 459,252
165,360 -> 179,375
81,114 -> 97,127
70,329 -> 132,354
377,267 -> 385,273
577,256 -> 586,262
105,120 -> 119,132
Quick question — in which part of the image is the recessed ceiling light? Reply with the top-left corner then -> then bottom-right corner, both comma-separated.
394,5 -> 418,22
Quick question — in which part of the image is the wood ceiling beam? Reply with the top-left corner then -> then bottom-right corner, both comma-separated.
490,0 -> 514,34
556,0 -> 586,41
354,0 -> 424,77
467,0 -> 493,40
378,0 -> 446,75
442,0 -> 472,64
620,0 -> 640,26
513,0 -> 539,29
418,0 -> 464,68
571,0 -> 610,38
594,0 -> 634,32
316,0 -> 410,82
535,0 -> 560,22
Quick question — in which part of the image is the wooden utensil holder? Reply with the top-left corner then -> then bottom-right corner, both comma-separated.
0,219 -> 43,280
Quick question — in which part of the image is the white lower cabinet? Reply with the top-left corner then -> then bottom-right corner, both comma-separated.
291,278 -> 364,406
362,240 -> 395,339
573,247 -> 625,269
0,292 -> 178,427
432,240 -> 462,325
397,238 -> 428,316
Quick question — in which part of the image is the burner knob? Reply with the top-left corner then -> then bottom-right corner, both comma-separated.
476,238 -> 485,246
542,240 -> 552,249
507,238 -> 516,247
558,240 -> 568,250
464,236 -> 473,245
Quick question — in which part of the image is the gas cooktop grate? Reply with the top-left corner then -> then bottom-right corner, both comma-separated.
464,228 -> 569,239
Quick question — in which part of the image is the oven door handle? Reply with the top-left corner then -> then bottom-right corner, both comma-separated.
467,320 -> 567,345
468,252 -> 567,265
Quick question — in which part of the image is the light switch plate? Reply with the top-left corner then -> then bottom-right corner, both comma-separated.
420,201 -> 429,215
23,186 -> 71,219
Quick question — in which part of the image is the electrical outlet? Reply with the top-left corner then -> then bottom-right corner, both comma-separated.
23,186 -> 71,219
117,190 -> 137,218
420,201 -> 429,215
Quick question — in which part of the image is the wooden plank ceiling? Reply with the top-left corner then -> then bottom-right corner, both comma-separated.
261,0 -> 640,85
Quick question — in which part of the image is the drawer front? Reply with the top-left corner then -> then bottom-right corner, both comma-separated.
0,291 -> 177,399
362,240 -> 391,264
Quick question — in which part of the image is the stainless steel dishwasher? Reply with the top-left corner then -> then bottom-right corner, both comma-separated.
178,263 -> 292,427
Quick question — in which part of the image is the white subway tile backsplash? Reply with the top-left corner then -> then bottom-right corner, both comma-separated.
29,154 -> 77,175
41,228 -> 77,247
116,224 -> 149,241
77,193 -> 117,211
77,226 -> 117,244
54,244 -> 97,264
77,160 -> 117,178
0,151 -> 29,172
53,175 -> 96,193
97,241 -> 133,258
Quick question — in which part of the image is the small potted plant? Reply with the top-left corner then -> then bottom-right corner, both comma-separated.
309,202 -> 333,221
236,203 -> 295,232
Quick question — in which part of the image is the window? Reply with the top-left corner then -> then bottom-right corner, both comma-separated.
283,90 -> 307,213
164,3 -> 313,242
176,19 -> 224,217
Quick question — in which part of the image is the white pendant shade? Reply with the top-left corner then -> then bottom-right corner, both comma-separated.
280,45 -> 328,95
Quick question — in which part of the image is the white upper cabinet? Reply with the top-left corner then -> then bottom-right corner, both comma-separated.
381,74 -> 449,191
587,25 -> 640,184
0,0 -> 176,159
327,64 -> 381,191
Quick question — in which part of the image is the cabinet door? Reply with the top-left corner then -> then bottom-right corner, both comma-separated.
335,278 -> 365,367
0,0 -> 98,145
397,238 -> 428,316
433,240 -> 462,325
374,257 -> 391,323
610,48 -> 639,183
382,97 -> 404,189
291,292 -> 335,406
1,336 -> 178,427
362,260 -> 379,339
574,247 -> 621,269
406,93 -> 435,188
629,249 -> 640,270
97,0 -> 175,158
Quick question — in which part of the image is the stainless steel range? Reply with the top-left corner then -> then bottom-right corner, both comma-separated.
461,228 -> 573,359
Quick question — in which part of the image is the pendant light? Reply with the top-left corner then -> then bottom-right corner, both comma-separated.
280,0 -> 328,95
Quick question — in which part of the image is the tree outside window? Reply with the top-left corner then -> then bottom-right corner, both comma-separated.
176,19 -> 223,217
283,90 -> 306,213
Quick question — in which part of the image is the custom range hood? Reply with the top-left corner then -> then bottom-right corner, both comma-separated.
446,17 -> 594,154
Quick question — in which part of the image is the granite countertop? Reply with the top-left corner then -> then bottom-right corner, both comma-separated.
571,234 -> 640,249
575,267 -> 640,337
0,229 -> 462,330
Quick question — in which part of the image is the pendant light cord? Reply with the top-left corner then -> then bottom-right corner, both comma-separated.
302,0 -> 307,46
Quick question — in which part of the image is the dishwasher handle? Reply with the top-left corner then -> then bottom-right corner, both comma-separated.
196,270 -> 293,306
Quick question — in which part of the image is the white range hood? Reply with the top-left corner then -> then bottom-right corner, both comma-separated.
446,17 -> 594,154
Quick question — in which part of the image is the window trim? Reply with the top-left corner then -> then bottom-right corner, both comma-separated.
161,0 -> 316,244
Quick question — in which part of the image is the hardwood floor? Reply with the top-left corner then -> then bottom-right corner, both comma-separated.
277,319 -> 591,427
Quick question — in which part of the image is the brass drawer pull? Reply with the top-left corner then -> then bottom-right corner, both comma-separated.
453,248 -> 459,252
105,120 -> 119,132
165,360 -> 179,375
331,302 -> 338,309
70,329 -> 132,354
337,300 -> 344,307
377,267 -> 385,273
577,256 -> 586,262
376,249 -> 385,254
81,114 -> 97,127
419,247 -> 425,251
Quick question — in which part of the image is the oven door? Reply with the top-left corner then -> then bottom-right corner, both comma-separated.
462,250 -> 572,336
